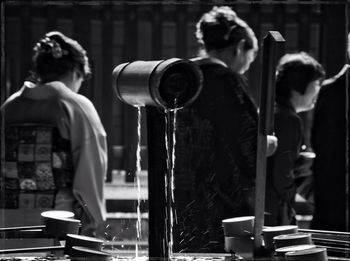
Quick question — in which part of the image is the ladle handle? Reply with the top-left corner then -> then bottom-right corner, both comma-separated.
0,245 -> 64,254
0,225 -> 45,232
299,228 -> 350,237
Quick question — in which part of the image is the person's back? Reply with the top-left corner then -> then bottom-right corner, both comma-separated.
174,60 -> 258,253
1,31 -> 107,236
311,65 -> 349,231
172,6 -> 270,253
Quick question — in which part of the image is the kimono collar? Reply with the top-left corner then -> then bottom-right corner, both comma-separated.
22,81 -> 72,99
191,56 -> 228,68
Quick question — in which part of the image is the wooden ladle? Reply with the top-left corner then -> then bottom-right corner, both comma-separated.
0,233 -> 105,256
0,210 -> 80,239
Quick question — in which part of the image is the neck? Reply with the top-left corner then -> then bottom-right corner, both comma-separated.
207,49 -> 232,67
290,92 -> 305,113
57,72 -> 77,92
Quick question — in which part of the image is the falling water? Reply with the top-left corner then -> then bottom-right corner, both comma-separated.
133,103 -> 180,259
164,105 -> 179,258
135,106 -> 143,257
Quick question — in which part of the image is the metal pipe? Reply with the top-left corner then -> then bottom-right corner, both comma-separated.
112,58 -> 202,259
112,58 -> 202,110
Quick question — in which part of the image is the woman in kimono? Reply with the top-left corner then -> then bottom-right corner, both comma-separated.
173,6 -> 277,253
1,31 -> 107,236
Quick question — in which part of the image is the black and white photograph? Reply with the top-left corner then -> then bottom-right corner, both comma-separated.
0,0 -> 349,260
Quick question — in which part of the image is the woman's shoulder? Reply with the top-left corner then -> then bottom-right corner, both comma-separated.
62,92 -> 106,136
192,57 -> 232,75
275,103 -> 301,126
68,91 -> 95,110
65,92 -> 100,120
200,63 -> 240,85
44,82 -> 103,127
1,86 -> 26,110
1,90 -> 22,105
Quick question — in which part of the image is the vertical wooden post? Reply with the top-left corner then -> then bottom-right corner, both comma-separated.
248,3 -> 262,103
298,5 -> 311,52
123,4 -> 139,183
73,5 -> 92,99
254,31 -> 285,256
345,2 -> 350,235
151,4 -> 163,60
175,5 -> 187,58
102,5 -> 115,182
45,5 -> 57,32
0,1 -> 5,106
20,5 -> 32,82
146,106 -> 168,260
0,2 -> 6,240
320,4 -> 346,77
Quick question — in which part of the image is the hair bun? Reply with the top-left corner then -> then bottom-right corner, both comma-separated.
34,37 -> 68,59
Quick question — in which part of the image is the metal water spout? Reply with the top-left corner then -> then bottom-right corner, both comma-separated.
112,58 -> 203,260
113,58 -> 203,109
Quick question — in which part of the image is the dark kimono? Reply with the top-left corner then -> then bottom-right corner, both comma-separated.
311,65 -> 350,232
173,58 -> 258,253
265,99 -> 302,226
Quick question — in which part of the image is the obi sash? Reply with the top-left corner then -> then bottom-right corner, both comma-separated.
1,124 -> 74,209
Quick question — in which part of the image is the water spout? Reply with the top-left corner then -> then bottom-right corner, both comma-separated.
112,58 -> 202,110
112,58 -> 203,260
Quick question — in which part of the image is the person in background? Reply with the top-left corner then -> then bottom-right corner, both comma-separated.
265,52 -> 325,226
173,6 -> 277,253
1,31 -> 107,236
311,33 -> 350,232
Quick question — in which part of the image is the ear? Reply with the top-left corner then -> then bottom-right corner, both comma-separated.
237,39 -> 246,53
73,68 -> 83,80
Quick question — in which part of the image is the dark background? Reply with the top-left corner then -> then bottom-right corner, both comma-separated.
1,0 -> 348,182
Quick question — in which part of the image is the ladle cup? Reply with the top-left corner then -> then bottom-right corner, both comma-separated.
0,210 -> 80,239
0,233 -> 104,255
69,246 -> 112,261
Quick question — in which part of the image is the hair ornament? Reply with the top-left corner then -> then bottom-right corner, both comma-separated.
35,37 -> 68,58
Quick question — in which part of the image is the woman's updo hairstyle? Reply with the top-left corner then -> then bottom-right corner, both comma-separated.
32,31 -> 91,83
196,6 -> 257,55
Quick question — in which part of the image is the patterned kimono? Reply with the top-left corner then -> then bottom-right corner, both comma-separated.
173,58 -> 258,253
1,81 -> 107,231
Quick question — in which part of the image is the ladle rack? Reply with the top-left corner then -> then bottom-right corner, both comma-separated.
0,211 -> 111,260
299,228 -> 350,257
